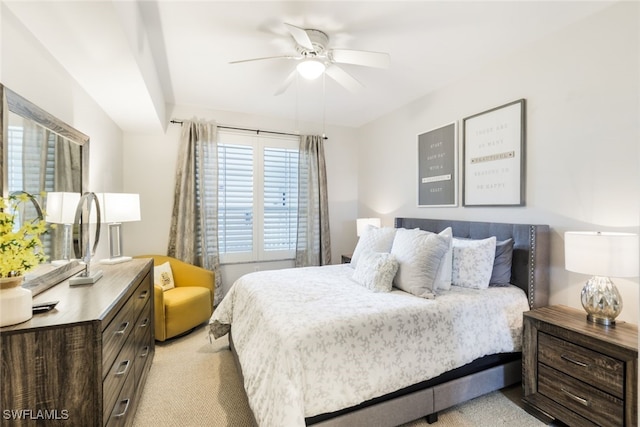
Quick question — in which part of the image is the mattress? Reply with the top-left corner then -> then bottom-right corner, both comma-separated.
210,264 -> 530,427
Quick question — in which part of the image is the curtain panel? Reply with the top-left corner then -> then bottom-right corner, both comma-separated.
295,135 -> 331,267
167,119 -> 222,299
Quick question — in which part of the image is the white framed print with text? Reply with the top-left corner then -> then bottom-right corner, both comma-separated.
417,122 -> 457,207
463,99 -> 525,206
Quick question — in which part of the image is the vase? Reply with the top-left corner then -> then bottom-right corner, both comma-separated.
0,276 -> 33,327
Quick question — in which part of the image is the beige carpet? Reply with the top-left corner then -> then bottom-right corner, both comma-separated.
133,324 -> 549,427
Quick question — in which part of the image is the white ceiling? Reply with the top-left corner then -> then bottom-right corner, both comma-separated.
5,1 -> 615,133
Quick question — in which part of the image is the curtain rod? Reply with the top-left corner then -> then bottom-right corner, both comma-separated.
170,119 -> 327,140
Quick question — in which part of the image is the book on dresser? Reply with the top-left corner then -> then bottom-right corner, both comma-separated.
523,305 -> 638,427
0,258 -> 155,427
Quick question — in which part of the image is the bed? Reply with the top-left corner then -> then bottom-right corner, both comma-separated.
210,217 -> 550,427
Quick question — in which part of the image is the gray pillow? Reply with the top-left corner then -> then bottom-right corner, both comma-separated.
490,238 -> 514,286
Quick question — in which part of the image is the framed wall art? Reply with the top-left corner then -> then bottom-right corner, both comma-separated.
462,99 -> 526,206
417,122 -> 457,207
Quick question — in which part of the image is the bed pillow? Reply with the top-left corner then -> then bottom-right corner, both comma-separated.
452,237 -> 496,289
490,238 -> 514,286
352,252 -> 399,293
154,262 -> 175,291
350,225 -> 396,268
434,227 -> 453,291
390,228 -> 449,299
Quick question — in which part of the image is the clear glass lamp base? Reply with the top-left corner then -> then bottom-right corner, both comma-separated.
581,275 -> 622,326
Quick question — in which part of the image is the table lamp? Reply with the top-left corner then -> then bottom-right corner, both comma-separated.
96,193 -> 141,264
356,218 -> 381,237
564,231 -> 639,326
45,192 -> 81,265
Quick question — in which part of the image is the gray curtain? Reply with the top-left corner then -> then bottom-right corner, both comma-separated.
167,119 -> 222,301
295,135 -> 331,267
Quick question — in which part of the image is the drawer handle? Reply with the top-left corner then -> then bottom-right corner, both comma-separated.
561,354 -> 588,367
115,360 -> 131,376
139,345 -> 150,358
138,290 -> 149,300
139,318 -> 150,328
112,398 -> 130,418
561,387 -> 589,407
115,321 -> 130,336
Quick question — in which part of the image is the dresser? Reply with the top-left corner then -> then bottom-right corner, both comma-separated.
1,259 -> 154,426
523,305 -> 638,427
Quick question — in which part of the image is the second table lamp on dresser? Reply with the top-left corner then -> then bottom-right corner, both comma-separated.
564,231 -> 639,326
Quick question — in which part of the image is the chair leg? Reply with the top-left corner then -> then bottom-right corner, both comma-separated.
426,412 -> 438,424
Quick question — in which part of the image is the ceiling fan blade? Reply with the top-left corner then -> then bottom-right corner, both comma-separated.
325,64 -> 364,93
284,23 -> 313,50
330,49 -> 390,69
229,55 -> 299,64
274,69 -> 297,96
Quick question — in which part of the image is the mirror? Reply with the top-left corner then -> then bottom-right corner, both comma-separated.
1,83 -> 90,263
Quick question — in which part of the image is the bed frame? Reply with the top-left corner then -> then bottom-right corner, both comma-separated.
230,218 -> 550,426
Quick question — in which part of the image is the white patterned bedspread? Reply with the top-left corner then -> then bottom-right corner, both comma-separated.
209,264 -> 530,427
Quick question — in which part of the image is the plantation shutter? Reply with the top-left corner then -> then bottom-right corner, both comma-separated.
217,143 -> 254,254
263,147 -> 298,252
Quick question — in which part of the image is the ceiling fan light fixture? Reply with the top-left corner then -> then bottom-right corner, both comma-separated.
297,59 -> 326,80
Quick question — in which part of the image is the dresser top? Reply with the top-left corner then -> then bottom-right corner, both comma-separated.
525,304 -> 638,354
0,258 -> 153,333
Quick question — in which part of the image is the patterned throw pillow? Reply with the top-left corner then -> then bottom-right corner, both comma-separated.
350,226 -> 397,268
154,262 -> 175,291
352,252 -> 399,293
452,237 -> 497,289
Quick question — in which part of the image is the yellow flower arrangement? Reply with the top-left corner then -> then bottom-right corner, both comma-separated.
0,192 -> 48,278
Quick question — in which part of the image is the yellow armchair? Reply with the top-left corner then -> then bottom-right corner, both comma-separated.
135,255 -> 215,342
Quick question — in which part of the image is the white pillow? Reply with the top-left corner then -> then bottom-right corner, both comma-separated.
350,226 -> 396,268
451,237 -> 497,289
434,227 -> 453,291
390,228 -> 449,299
352,252 -> 399,293
154,262 -> 175,291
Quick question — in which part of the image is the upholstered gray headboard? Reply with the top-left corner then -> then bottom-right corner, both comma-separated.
394,218 -> 550,309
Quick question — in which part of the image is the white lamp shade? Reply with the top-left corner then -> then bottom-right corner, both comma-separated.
565,231 -> 639,278
297,59 -> 326,80
356,218 -> 381,237
95,193 -> 141,223
45,192 -> 81,224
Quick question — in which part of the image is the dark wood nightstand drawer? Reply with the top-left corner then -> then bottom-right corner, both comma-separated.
539,332 -> 624,398
539,364 -> 623,426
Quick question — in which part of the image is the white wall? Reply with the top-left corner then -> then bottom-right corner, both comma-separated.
1,4 -> 125,260
357,2 -> 639,323
123,104 -> 358,295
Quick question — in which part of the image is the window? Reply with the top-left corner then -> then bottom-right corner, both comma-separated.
217,130 -> 299,263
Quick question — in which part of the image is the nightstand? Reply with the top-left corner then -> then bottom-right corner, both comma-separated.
523,305 -> 638,427
341,254 -> 352,264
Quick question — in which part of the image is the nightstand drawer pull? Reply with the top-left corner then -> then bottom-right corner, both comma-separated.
561,387 -> 589,406
561,354 -> 588,367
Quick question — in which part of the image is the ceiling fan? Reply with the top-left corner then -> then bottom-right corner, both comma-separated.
230,23 -> 390,95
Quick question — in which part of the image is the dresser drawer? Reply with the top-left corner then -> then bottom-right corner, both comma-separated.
538,332 -> 624,398
102,302 -> 135,379
106,363 -> 137,427
134,299 -> 153,385
538,364 -> 623,427
132,272 -> 152,315
103,335 -> 135,422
